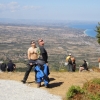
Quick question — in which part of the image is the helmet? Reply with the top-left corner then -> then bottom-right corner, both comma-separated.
68,53 -> 71,56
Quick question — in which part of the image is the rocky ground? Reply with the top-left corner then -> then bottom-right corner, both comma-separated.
0,71 -> 100,99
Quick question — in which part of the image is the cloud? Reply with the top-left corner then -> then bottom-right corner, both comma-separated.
7,2 -> 20,12
0,2 -> 41,13
0,4 -> 7,11
23,6 -> 41,10
0,2 -> 20,12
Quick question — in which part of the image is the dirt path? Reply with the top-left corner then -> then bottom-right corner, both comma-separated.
0,71 -> 100,99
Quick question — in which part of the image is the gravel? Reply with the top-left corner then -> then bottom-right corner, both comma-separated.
0,79 -> 62,100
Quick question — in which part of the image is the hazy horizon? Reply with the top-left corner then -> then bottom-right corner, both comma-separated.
0,18 -> 99,25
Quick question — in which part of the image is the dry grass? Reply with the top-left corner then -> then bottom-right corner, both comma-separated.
0,71 -> 100,99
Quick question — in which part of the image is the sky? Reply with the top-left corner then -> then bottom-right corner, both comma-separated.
0,0 -> 100,22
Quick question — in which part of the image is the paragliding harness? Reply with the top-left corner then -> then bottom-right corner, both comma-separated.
35,59 -> 50,82
38,64 -> 50,82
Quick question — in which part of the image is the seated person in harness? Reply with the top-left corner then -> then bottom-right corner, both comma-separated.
79,60 -> 89,72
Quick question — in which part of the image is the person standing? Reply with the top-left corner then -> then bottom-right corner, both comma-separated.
98,58 -> 100,69
37,39 -> 50,87
38,39 -> 48,64
66,53 -> 73,72
71,57 -> 76,72
38,39 -> 50,73
21,40 -> 39,83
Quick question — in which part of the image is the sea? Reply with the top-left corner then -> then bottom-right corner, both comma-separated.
68,23 -> 98,38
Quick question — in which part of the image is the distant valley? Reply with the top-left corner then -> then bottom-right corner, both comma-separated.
0,23 -> 99,70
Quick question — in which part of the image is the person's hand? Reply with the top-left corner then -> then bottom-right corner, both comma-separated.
29,63 -> 33,65
46,63 -> 48,66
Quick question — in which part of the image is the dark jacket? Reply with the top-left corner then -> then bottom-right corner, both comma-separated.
7,61 -> 15,72
39,45 -> 48,63
82,61 -> 88,70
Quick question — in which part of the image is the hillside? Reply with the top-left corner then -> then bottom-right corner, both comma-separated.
0,71 -> 100,99
0,23 -> 100,70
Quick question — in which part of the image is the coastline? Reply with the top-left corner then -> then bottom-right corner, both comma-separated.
83,28 -> 97,38
84,29 -> 96,38
68,23 -> 97,38
83,29 -> 88,36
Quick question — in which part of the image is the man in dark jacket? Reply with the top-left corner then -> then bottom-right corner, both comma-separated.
38,39 -> 48,64
79,60 -> 89,72
37,39 -> 50,87
7,60 -> 16,72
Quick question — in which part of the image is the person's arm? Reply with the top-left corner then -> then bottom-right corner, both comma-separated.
82,63 -> 85,67
42,53 -> 48,63
13,64 -> 16,69
39,46 -> 48,63
6,64 -> 8,69
27,48 -> 31,60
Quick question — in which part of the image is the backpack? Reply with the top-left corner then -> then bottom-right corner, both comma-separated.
68,57 -> 72,64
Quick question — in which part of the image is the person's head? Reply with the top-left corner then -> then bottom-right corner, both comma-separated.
9,60 -> 12,62
38,39 -> 44,46
30,40 -> 36,47
83,60 -> 86,62
68,53 -> 72,56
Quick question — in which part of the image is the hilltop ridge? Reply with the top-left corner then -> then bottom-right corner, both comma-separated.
0,71 -> 100,99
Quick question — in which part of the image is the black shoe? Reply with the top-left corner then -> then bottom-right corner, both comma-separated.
45,84 -> 49,88
48,77 -> 50,82
21,80 -> 26,84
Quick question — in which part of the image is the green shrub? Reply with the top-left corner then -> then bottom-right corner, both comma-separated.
82,78 -> 100,100
89,94 -> 100,100
91,78 -> 100,84
66,85 -> 84,99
